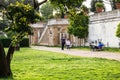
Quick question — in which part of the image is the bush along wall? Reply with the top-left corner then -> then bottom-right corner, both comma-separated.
20,38 -> 29,47
0,38 -> 11,47
0,38 -> 29,47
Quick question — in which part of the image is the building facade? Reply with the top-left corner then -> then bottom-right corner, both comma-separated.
31,9 -> 120,48
31,19 -> 82,46
89,9 -> 120,47
30,22 -> 46,44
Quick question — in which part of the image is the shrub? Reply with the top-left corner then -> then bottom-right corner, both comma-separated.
116,22 -> 120,38
20,38 -> 29,47
95,2 -> 104,8
0,38 -> 29,47
0,38 -> 11,47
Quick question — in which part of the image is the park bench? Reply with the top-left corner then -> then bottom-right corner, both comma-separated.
89,44 -> 104,51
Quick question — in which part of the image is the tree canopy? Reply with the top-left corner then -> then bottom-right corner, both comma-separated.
0,1 -> 41,78
40,1 -> 53,21
5,2 -> 41,46
68,12 -> 89,38
0,0 -> 89,78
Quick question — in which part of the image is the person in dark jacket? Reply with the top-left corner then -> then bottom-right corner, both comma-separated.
61,38 -> 65,50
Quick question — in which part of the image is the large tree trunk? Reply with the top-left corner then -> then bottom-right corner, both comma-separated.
6,44 -> 15,77
0,43 -> 8,78
0,43 -> 15,78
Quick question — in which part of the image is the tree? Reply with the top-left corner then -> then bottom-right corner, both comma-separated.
116,23 -> 120,48
116,23 -> 120,38
81,5 -> 89,15
68,11 -> 89,46
40,1 -> 53,21
49,0 -> 85,18
49,0 -> 88,46
0,0 -> 43,10
0,0 -> 87,78
0,2 -> 41,78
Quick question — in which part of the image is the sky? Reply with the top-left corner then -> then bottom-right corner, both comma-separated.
38,0 -> 112,11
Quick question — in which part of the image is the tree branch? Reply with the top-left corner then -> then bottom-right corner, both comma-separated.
38,0 -> 47,6
34,0 -> 48,9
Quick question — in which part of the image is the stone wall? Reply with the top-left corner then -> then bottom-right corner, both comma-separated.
39,19 -> 69,46
89,9 -> 120,47
30,22 -> 45,45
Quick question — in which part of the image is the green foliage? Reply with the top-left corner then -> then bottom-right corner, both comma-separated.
0,38 -> 29,47
3,48 -> 119,79
0,0 -> 35,8
20,38 -> 29,47
5,2 -> 41,46
68,12 -> 89,38
48,14 -> 54,19
40,1 -> 53,21
116,22 -> 120,38
50,0 -> 85,18
0,38 -> 11,47
6,31 -> 15,38
54,13 -> 61,18
95,2 -> 104,8
50,0 -> 89,39
115,0 -> 120,3
81,5 -> 89,14
50,0 -> 85,9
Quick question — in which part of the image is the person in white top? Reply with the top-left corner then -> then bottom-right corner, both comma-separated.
65,38 -> 71,49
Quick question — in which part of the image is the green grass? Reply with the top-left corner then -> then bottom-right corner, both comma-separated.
104,47 -> 120,53
1,48 -> 120,80
71,46 -> 120,53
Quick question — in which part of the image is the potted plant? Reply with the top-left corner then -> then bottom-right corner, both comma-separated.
81,5 -> 89,15
115,0 -> 120,9
95,2 -> 104,13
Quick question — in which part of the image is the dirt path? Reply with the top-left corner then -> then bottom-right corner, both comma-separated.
31,46 -> 120,61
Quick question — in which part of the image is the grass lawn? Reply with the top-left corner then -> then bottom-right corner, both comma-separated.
2,48 -> 120,80
72,46 -> 120,53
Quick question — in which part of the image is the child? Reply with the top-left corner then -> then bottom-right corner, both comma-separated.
65,39 -> 71,49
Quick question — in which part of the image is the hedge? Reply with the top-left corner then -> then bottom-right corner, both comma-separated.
20,38 -> 29,47
0,38 -> 29,47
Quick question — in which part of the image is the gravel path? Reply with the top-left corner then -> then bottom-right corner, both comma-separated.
31,46 -> 120,61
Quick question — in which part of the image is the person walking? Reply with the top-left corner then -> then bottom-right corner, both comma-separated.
65,38 -> 71,49
61,38 -> 65,50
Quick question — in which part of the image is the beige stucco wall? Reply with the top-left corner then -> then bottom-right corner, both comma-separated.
32,19 -> 86,46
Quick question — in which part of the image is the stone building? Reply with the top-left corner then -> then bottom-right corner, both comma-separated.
30,22 -> 46,44
30,19 -> 82,46
39,19 -> 68,46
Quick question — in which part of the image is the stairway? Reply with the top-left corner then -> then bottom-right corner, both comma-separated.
38,25 -> 48,45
